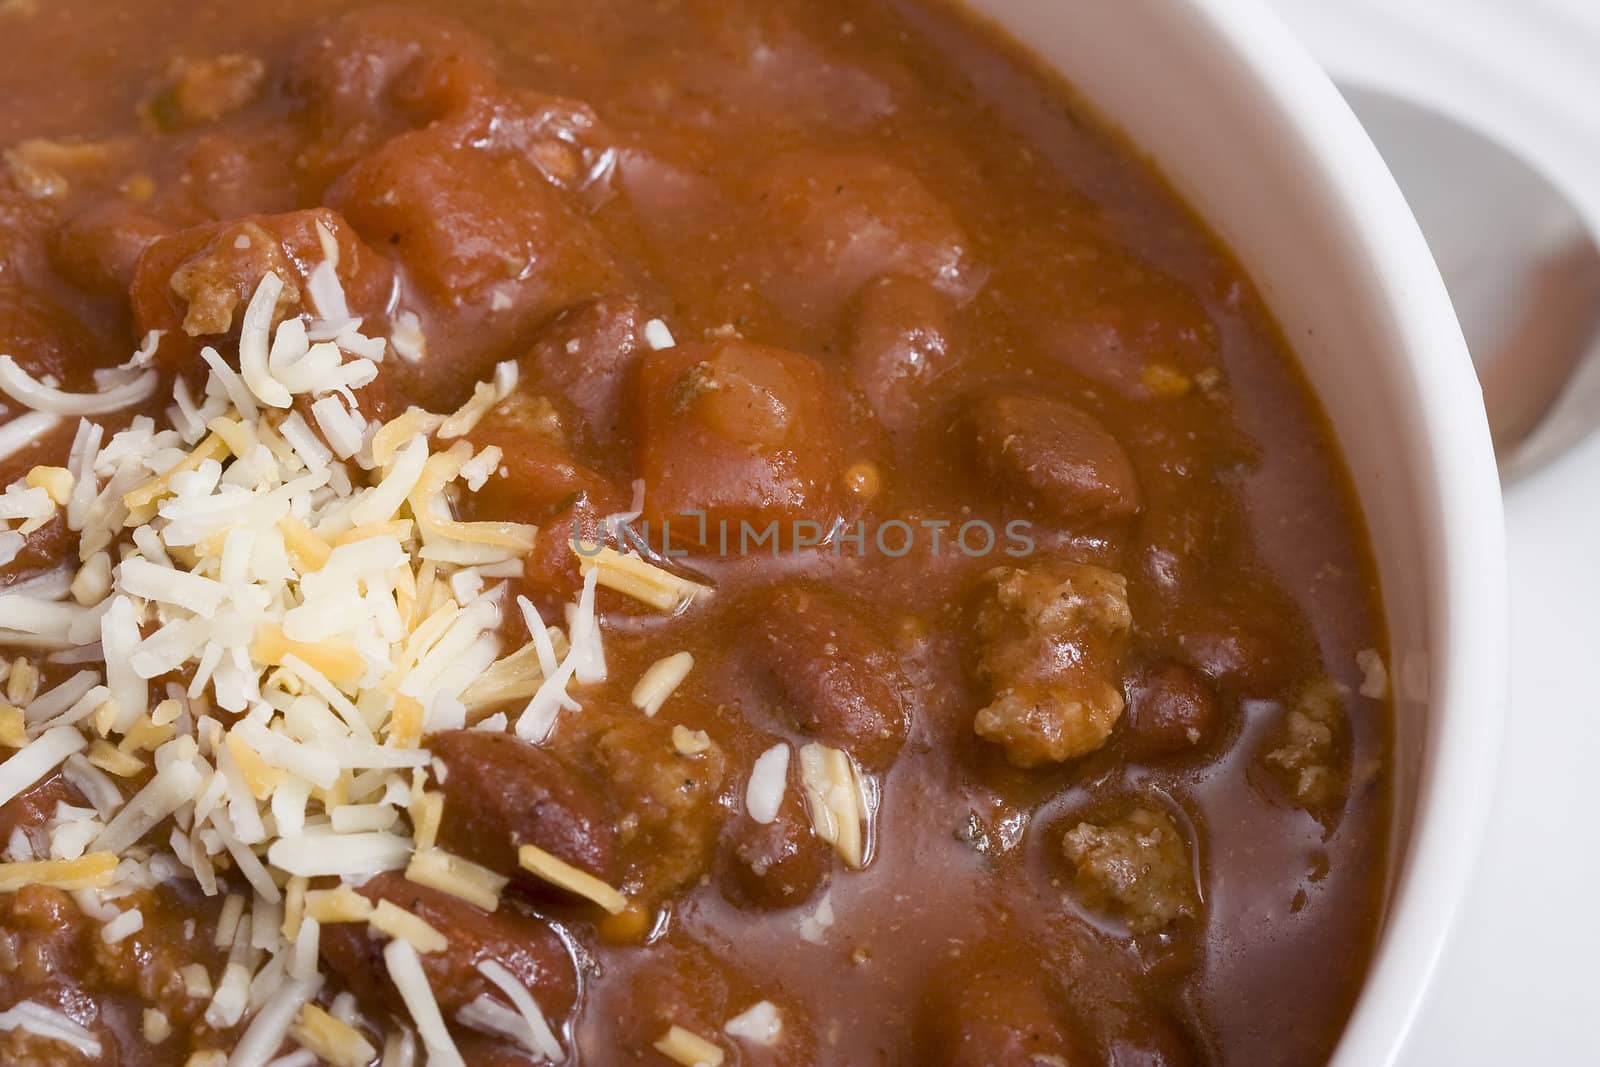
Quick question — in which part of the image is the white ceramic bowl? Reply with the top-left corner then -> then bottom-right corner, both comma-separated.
960,1 -> 1509,1063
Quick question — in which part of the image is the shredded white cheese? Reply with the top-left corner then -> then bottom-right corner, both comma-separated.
654,1024 -> 725,1067
1356,648 -> 1390,699
384,939 -> 466,1067
745,744 -> 790,825
798,889 -> 836,945
0,355 -> 158,415
797,742 -> 870,868
100,907 -> 144,943
643,318 -> 676,350
477,959 -> 563,1062
0,263 -> 696,1057
724,1000 -> 783,1047
0,1000 -> 102,1058
631,651 -> 694,716
0,410 -> 61,462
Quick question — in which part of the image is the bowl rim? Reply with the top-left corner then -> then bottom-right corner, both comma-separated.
1175,1 -> 1510,1062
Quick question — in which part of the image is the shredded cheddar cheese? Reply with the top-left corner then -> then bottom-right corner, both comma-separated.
574,544 -> 712,611
518,843 -> 628,915
369,898 -> 447,953
405,847 -> 506,912
0,266 -> 711,1060
304,886 -> 375,924
0,852 -> 117,891
654,1024 -> 726,1067
291,1003 -> 377,1067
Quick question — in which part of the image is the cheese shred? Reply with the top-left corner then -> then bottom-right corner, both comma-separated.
517,844 -> 628,915
0,852 -> 117,891
574,545 -> 711,612
654,1024 -> 726,1067
0,259 -> 704,1058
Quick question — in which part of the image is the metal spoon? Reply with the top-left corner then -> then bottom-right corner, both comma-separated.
1341,84 -> 1600,480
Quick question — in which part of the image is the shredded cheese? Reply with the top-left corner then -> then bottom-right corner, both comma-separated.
122,432 -> 230,510
0,412 -> 62,464
25,465 -> 73,505
517,844 -> 628,914
85,738 -> 144,777
405,847 -> 506,912
671,724 -> 712,756
100,907 -> 144,943
437,380 -> 497,440
142,1008 -> 172,1044
1356,648 -> 1390,699
745,744 -> 790,825
476,959 -> 563,1061
0,354 -> 157,415
292,1003 -> 377,1067
0,725 -> 87,808
383,939 -> 466,1067
0,1000 -> 102,1058
0,852 -> 116,891
643,318 -> 676,350
724,1001 -> 783,1047
305,885 -> 375,924
574,544 -> 711,612
369,898 -> 447,953
798,743 -> 870,868
408,789 -> 443,852
0,705 -> 25,748
654,1024 -> 725,1067
631,651 -> 694,716
0,263 -> 691,1056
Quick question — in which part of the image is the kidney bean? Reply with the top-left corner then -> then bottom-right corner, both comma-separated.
747,584 -> 911,769
1097,1005 -> 1199,1067
1175,601 -> 1297,698
1008,241 -> 1218,402
0,514 -> 78,590
50,200 -> 170,300
1135,494 -> 1232,599
462,394 -> 627,525
519,297 -> 649,454
0,188 -> 51,280
327,100 -> 623,399
511,493 -> 615,607
846,275 -> 954,436
319,872 -> 577,1021
1122,661 -> 1223,759
178,132 -> 305,220
428,729 -> 617,883
718,784 -> 828,910
608,940 -> 817,1066
0,286 -> 109,390
965,391 -> 1142,524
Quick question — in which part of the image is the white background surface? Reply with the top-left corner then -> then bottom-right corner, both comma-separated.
1270,1 -> 1600,1063
1413,438 -> 1600,1064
